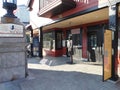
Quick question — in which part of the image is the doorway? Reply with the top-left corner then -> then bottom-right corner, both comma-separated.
87,33 -> 97,62
87,25 -> 104,64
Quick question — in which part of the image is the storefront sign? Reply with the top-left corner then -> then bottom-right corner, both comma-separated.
71,28 -> 80,34
103,30 -> 112,81
0,24 -> 23,37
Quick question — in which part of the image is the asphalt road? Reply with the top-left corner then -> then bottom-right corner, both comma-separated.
0,56 -> 120,90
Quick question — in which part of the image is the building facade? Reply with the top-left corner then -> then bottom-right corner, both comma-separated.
38,0 -> 120,81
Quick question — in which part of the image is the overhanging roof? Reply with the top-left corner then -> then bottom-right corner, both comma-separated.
42,5 -> 120,31
38,0 -> 76,17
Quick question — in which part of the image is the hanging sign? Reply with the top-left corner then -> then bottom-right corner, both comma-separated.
0,24 -> 23,37
103,30 -> 112,81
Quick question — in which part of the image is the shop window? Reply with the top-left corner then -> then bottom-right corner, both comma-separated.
90,35 -> 97,47
43,31 -> 55,50
56,31 -> 62,49
72,34 -> 82,46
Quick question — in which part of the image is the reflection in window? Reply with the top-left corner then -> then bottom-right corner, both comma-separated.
43,32 -> 55,50
72,30 -> 82,46
43,31 -> 62,50
90,35 -> 97,47
56,32 -> 62,49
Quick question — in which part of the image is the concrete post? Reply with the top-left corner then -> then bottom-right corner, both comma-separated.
0,17 -> 27,83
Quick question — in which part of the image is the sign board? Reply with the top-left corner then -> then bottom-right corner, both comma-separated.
0,24 -> 23,37
103,30 -> 112,81
71,28 -> 80,34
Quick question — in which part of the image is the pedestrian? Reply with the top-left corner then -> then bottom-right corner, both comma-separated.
67,34 -> 73,64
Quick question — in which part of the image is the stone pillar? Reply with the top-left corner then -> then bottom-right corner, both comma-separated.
0,17 -> 27,83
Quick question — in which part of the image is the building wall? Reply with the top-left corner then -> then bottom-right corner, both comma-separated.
52,0 -> 98,19
82,27 -> 87,58
52,0 -> 119,19
40,1 -> 120,58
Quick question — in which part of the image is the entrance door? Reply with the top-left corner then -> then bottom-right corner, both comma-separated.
87,33 -> 97,62
103,30 -> 112,81
87,25 -> 104,63
87,33 -> 103,63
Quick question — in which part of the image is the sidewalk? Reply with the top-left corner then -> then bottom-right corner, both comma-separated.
0,56 -> 120,90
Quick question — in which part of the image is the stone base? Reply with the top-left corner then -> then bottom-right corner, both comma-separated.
0,17 -> 27,83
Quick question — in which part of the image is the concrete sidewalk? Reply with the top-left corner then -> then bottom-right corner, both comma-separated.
0,56 -> 120,90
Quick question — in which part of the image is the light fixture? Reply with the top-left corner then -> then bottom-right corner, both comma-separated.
2,0 -> 17,18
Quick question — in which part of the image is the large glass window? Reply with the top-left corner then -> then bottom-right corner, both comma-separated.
72,34 -> 81,46
72,30 -> 82,46
90,34 -> 97,47
43,31 -> 62,50
56,31 -> 62,49
43,31 -> 55,50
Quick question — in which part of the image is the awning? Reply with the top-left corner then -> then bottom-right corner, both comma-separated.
42,7 -> 109,31
42,4 -> 120,31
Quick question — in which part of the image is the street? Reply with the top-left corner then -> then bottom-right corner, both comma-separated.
0,56 -> 120,90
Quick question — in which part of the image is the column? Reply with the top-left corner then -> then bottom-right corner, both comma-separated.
39,26 -> 43,58
109,4 -> 119,81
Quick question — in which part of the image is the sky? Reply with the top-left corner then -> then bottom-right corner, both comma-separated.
0,0 -> 52,29
0,0 -> 27,16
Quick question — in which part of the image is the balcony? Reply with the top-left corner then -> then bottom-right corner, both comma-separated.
38,0 -> 76,17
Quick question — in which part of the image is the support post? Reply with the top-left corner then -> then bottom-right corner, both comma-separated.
39,26 -> 43,58
29,25 -> 34,57
109,4 -> 119,81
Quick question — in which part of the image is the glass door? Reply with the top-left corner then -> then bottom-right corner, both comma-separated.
87,34 -> 97,62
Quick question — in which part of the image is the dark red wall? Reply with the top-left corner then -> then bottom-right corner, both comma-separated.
82,27 -> 87,58
52,0 -> 98,19
44,49 -> 63,57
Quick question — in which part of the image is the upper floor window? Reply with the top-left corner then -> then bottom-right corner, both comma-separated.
40,0 -> 55,8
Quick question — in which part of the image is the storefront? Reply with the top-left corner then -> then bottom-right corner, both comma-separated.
42,24 -> 104,64
43,29 -> 63,56
39,1 -> 120,81
87,25 -> 105,63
